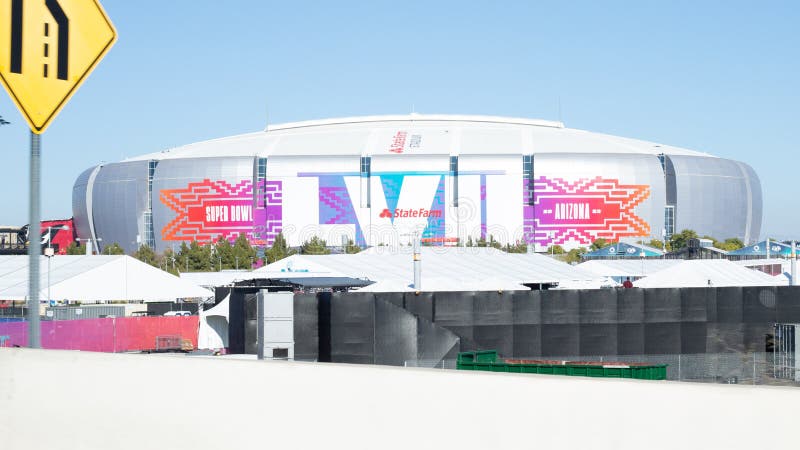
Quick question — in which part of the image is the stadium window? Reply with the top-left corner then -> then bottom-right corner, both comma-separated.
360,156 -> 371,208
657,153 -> 666,174
523,155 -> 534,206
664,205 -> 675,240
256,158 -> 267,207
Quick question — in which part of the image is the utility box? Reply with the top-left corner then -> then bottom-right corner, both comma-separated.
257,290 -> 294,360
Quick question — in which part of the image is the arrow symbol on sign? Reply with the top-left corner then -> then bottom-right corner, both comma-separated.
9,0 -> 70,80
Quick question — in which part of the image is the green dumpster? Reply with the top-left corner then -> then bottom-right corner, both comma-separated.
456,350 -> 667,381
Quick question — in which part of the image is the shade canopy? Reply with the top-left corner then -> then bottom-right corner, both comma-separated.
250,247 -> 606,291
583,241 -> 664,258
633,259 -> 785,288
727,240 -> 794,257
0,255 -> 212,302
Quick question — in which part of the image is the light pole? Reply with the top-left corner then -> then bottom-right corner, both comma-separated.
46,224 -> 70,308
76,237 -> 102,255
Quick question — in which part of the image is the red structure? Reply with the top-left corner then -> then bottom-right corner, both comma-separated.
40,218 -> 76,254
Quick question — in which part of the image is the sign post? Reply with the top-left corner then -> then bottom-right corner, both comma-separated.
27,132 -> 41,347
0,0 -> 116,347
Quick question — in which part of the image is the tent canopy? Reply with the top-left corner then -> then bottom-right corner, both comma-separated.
633,259 -> 785,288
579,259 -> 682,278
0,255 -> 212,302
251,247 -> 605,291
727,240 -> 794,257
583,241 -> 664,258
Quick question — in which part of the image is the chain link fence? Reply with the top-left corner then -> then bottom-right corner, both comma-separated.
405,352 -> 800,386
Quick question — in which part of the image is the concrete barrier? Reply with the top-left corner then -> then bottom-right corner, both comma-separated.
1,348 -> 797,449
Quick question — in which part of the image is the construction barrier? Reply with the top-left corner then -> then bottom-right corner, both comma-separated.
0,316 -> 198,352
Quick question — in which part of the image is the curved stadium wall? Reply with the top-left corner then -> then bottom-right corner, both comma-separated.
72,115 -> 762,253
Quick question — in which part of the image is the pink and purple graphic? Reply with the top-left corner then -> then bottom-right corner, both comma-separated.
318,175 -> 366,246
160,179 -> 282,246
524,176 -> 650,246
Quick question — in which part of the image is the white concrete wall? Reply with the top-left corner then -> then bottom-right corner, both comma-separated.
1,348 -> 798,450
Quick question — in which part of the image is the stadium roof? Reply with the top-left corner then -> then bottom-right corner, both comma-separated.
632,260 -> 785,288
125,114 -> 711,162
250,247 -> 609,291
0,255 -> 212,302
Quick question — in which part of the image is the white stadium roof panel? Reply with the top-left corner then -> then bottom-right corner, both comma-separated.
124,114 -> 711,161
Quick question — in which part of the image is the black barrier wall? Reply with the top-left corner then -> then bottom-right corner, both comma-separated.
355,286 -> 800,359
226,288 -> 460,365
227,286 -> 800,364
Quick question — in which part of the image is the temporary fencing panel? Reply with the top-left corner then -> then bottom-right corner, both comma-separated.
404,292 -> 434,321
330,292 -> 375,364
0,316 -> 197,352
374,298 -> 417,366
294,293 -> 319,361
416,315 -> 460,366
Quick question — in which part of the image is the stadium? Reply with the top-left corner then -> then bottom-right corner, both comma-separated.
71,114 -> 762,253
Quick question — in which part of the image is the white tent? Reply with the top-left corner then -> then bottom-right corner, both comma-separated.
0,255 -> 212,302
180,270 -> 253,289
198,293 -> 230,350
633,259 -> 787,288
251,247 -> 607,291
579,259 -> 683,279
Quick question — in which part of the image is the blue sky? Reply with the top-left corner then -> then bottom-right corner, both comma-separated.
0,1 -> 798,238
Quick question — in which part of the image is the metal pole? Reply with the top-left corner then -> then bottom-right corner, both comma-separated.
413,232 -> 421,290
27,131 -> 41,348
791,241 -> 796,287
256,290 -> 264,360
47,255 -> 51,310
766,237 -> 770,260
47,226 -> 52,308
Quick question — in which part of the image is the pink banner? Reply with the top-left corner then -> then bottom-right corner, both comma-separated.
0,317 -> 198,352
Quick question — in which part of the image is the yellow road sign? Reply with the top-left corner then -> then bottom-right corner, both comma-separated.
0,0 -> 116,133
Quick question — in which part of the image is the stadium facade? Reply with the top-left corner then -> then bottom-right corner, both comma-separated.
72,115 -> 762,253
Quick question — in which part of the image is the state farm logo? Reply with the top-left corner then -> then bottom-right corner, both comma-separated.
388,131 -> 422,153
380,208 -> 441,218
389,132 -> 407,153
